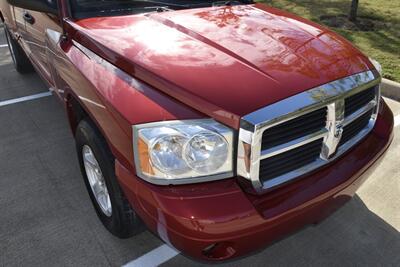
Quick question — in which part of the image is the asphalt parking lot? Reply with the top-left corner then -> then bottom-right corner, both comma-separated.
0,27 -> 399,267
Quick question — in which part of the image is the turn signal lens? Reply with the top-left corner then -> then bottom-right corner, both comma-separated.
138,138 -> 154,175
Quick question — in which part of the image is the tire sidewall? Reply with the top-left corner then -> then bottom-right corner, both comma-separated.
3,25 -> 33,73
4,26 -> 17,68
75,119 -> 131,237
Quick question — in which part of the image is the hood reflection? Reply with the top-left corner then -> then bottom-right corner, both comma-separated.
74,3 -> 371,120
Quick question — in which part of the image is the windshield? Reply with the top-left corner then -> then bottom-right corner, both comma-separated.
70,0 -> 253,18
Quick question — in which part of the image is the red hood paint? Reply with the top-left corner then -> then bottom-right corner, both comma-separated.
70,4 -> 373,128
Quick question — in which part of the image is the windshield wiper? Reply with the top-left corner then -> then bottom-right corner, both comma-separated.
212,0 -> 253,6
82,0 -> 254,16
139,0 -> 253,10
134,0 -> 195,9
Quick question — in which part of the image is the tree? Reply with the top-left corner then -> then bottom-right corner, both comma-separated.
349,0 -> 359,22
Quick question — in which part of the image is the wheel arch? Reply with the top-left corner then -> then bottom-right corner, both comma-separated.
65,93 -> 89,136
64,92 -> 128,168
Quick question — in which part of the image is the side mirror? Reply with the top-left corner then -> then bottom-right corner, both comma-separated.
7,0 -> 58,15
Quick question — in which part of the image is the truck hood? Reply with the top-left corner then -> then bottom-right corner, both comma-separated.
71,4 -> 373,128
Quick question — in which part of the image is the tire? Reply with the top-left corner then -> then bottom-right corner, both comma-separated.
75,118 -> 143,238
4,26 -> 33,74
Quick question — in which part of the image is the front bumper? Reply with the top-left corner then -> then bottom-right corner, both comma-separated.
116,100 -> 393,261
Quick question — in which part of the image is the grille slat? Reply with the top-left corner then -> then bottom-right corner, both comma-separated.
265,109 -> 327,133
261,145 -> 321,168
345,87 -> 376,116
259,139 -> 323,182
264,120 -> 325,140
261,108 -> 327,150
340,110 -> 373,146
259,154 -> 319,178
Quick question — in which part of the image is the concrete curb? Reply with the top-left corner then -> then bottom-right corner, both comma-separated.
382,79 -> 400,102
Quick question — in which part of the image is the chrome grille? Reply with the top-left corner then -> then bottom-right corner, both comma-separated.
345,86 -> 376,117
261,107 -> 327,150
237,70 -> 381,192
340,109 -> 374,146
259,138 -> 324,183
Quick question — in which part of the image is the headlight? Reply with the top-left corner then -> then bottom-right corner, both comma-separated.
369,58 -> 382,74
133,119 -> 234,184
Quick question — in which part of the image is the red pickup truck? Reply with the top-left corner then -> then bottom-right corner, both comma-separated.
0,0 -> 394,261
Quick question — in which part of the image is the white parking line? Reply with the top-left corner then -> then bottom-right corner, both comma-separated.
0,92 -> 52,107
395,114 -> 400,127
122,244 -> 180,267
0,44 -> 8,48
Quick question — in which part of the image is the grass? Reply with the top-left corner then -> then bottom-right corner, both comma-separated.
258,0 -> 400,82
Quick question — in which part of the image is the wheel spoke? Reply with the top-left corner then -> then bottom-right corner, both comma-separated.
92,181 -> 103,196
82,145 -> 112,217
83,149 -> 97,168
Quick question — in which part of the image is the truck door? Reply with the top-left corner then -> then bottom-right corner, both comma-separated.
12,6 -> 26,39
20,0 -> 62,87
0,3 -> 25,42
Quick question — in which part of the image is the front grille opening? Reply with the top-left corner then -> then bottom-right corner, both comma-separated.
339,110 -> 373,146
259,139 -> 323,183
345,86 -> 376,117
261,108 -> 327,151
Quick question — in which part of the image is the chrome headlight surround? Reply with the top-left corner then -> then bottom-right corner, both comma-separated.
369,58 -> 382,74
133,119 -> 234,185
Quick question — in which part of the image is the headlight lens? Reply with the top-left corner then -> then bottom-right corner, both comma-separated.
184,132 -> 229,173
133,120 -> 234,184
150,135 -> 189,175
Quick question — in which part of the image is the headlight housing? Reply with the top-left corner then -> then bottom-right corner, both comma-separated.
133,119 -> 234,184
